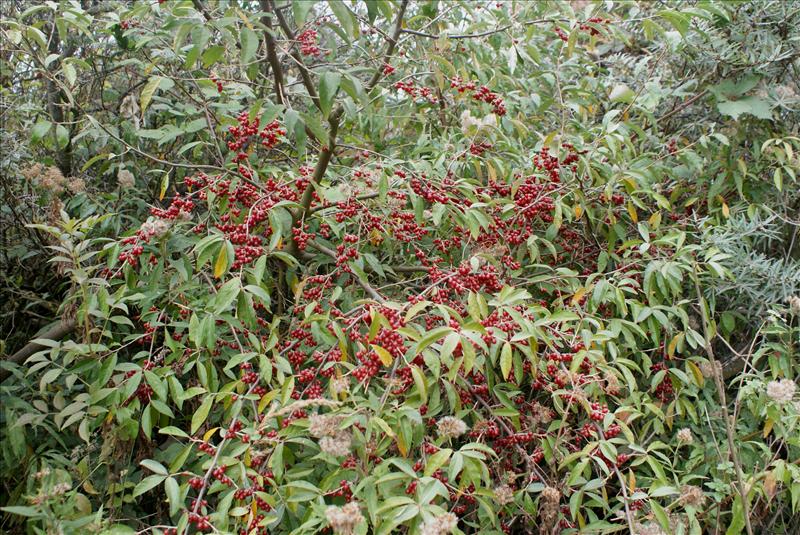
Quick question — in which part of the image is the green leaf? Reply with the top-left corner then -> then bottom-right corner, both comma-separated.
133,475 -> 166,497
140,76 -> 163,116
716,97 -> 773,120
659,10 -> 691,36
424,448 -> 453,476
293,0 -> 315,24
328,0 -> 358,39
411,365 -> 427,403
319,72 -> 341,119
651,500 -> 671,532
725,494 -> 745,535
301,112 -> 329,147
31,120 -> 52,142
63,62 -> 76,86
165,477 -> 181,516
214,277 -> 241,314
240,27 -> 258,64
201,46 -> 225,68
140,459 -> 168,476
191,395 -> 214,434
609,84 -> 634,103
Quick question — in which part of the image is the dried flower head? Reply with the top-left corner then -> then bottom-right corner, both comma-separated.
26,165 -> 69,194
604,372 -> 621,395
680,485 -> 706,508
121,93 -> 141,129
319,431 -> 352,457
330,376 -> 349,395
420,512 -> 458,535
493,484 -> 514,505
118,169 -> 136,189
775,84 -> 798,100
308,414 -> 343,438
633,522 -> 666,535
460,109 -> 496,136
676,428 -> 693,445
436,416 -> 467,439
530,402 -> 553,427
699,360 -> 722,380
766,379 -> 796,404
21,162 -> 44,182
67,177 -> 85,194
326,501 -> 364,534
140,218 -> 171,238
787,295 -> 800,316
538,486 -> 561,534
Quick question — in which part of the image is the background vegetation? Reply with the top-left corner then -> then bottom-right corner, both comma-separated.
0,0 -> 798,534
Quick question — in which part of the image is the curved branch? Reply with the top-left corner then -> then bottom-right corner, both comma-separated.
400,18 -> 567,40
1,319 -> 76,382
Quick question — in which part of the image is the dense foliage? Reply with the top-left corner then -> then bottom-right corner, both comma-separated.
1,1 -> 799,534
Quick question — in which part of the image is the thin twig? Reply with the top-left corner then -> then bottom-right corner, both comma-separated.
692,263 -> 754,535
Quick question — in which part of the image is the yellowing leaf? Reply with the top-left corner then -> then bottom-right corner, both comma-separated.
648,211 -> 662,229
203,427 -> 219,442
396,429 -> 409,457
159,171 -> 170,201
628,469 -> 636,492
571,287 -> 587,307
371,345 -> 394,367
763,418 -> 774,438
687,360 -> 704,388
627,201 -> 638,223
486,161 -> 497,183
500,342 -> 512,380
214,244 -> 228,278
574,204 -> 583,219
140,75 -> 163,117
667,333 -> 682,357
411,365 -> 427,402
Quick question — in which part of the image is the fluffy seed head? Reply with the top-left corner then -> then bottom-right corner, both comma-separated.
420,512 -> 458,535
118,169 -> 135,188
493,484 -> 514,505
680,485 -> 706,508
766,379 -> 796,404
319,431 -> 352,457
436,416 -> 467,439
326,501 -> 364,534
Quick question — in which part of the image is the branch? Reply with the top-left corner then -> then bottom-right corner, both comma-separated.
692,264 -> 754,535
260,0 -> 286,105
400,18 -> 566,40
1,319 -> 76,382
286,1 -> 409,258
658,89 -> 709,122
306,241 -> 385,303
270,0 -> 321,111
364,0 -> 409,93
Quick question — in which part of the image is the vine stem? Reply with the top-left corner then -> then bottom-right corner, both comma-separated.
692,263 -> 754,535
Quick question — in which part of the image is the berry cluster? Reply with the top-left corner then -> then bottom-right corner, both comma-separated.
297,28 -> 323,56
451,77 -> 507,116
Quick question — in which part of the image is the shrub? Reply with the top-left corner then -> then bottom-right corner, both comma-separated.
1,1 -> 798,534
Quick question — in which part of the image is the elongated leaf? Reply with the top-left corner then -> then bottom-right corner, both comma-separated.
319,72 -> 341,119
191,395 -> 214,434
240,27 -> 258,64
140,76 -> 163,116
